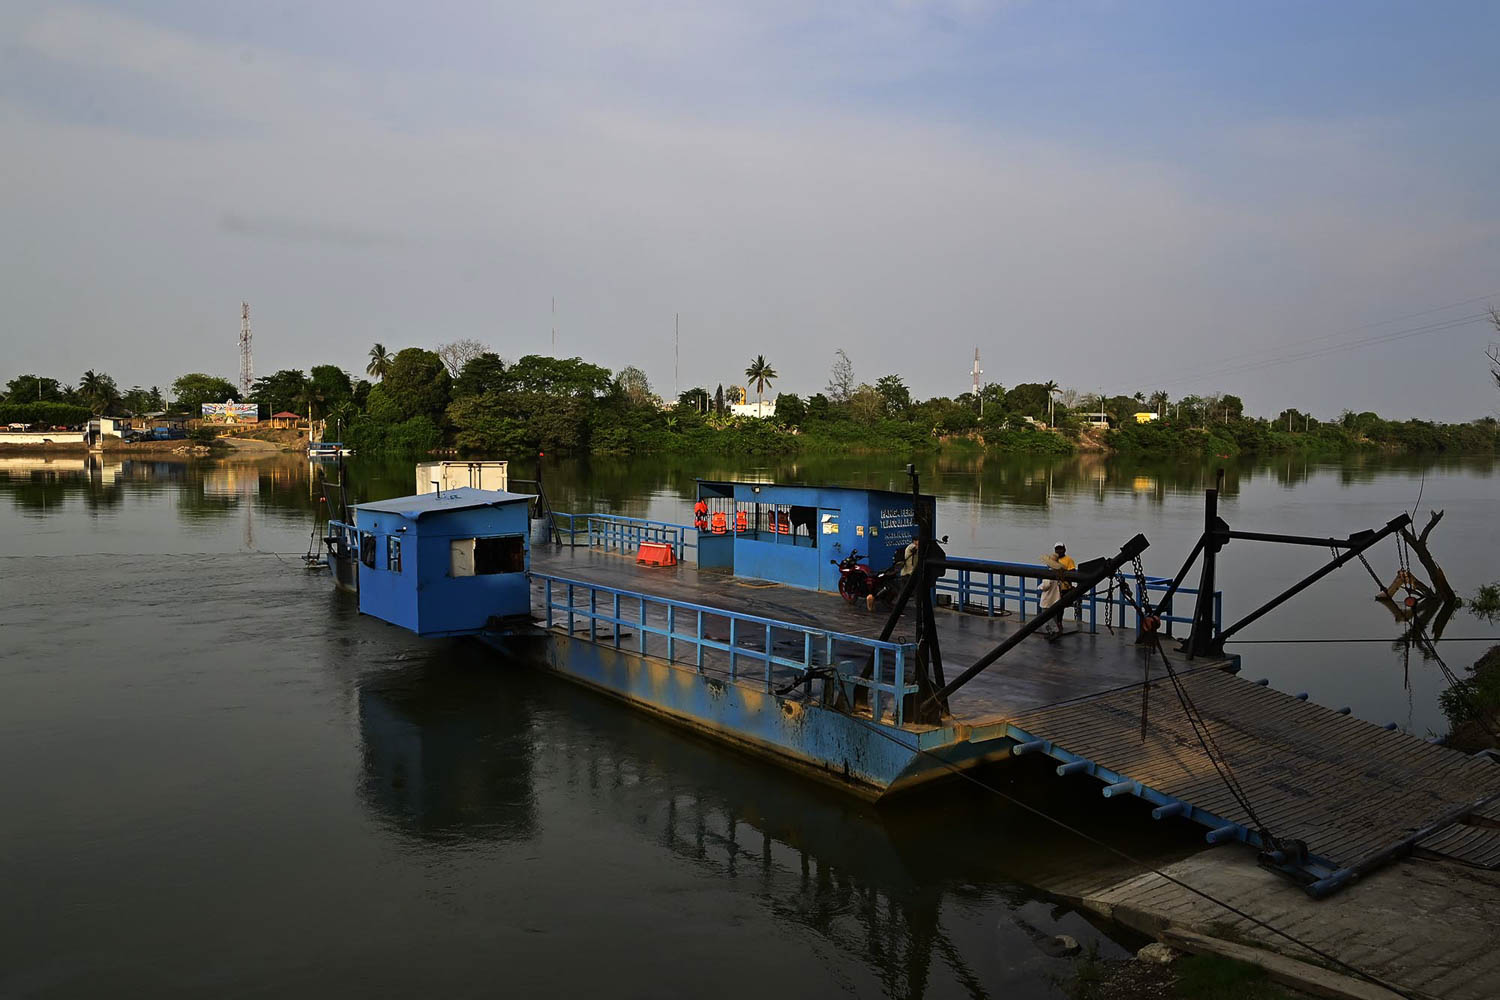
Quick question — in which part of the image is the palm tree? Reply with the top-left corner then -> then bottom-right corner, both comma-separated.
78,370 -> 118,414
1148,390 -> 1169,416
367,343 -> 392,380
744,355 -> 778,413
296,378 -> 326,440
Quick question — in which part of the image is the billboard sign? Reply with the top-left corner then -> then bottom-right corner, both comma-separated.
201,402 -> 259,424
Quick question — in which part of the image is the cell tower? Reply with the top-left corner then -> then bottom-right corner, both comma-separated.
970,347 -> 983,414
239,302 -> 253,397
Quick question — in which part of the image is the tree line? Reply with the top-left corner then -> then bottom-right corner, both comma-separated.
6,340 -> 1496,460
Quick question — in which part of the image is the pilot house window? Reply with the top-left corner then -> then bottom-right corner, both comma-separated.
386,536 -> 402,573
451,535 -> 525,577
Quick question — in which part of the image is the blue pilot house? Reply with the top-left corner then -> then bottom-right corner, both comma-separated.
352,487 -> 534,637
694,479 -> 935,592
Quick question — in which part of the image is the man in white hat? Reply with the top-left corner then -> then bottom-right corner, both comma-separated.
1039,542 -> 1077,636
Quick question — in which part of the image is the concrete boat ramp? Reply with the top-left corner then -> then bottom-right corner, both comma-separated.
524,545 -> 1500,900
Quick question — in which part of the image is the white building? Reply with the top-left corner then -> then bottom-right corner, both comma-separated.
729,399 -> 777,419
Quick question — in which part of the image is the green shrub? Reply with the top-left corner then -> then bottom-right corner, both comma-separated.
0,401 -> 92,426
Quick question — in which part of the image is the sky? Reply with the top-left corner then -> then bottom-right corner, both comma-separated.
2,0 -> 1498,420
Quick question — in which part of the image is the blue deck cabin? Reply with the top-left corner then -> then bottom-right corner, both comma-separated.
352,487 -> 535,637
695,479 -> 936,592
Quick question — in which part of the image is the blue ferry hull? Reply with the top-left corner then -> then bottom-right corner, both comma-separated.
479,629 -> 1012,799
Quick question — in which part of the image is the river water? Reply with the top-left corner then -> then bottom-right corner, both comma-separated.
2,450 -> 1495,998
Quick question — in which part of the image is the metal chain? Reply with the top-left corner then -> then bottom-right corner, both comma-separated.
1104,574 -> 1116,633
1131,554 -> 1154,616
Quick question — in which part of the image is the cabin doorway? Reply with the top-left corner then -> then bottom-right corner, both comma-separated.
818,508 -> 844,591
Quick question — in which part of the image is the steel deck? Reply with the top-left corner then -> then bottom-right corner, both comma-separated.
528,545 -> 1500,893
530,545 -> 1199,727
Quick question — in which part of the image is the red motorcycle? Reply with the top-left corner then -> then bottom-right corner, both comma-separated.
832,549 -> 903,610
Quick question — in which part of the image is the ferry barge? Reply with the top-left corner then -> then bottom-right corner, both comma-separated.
323,468 -> 1500,897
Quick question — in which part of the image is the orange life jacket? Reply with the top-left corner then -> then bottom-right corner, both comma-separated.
710,511 -> 728,534
735,510 -> 748,532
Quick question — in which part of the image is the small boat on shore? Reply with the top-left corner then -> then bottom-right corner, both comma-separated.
308,441 -> 353,459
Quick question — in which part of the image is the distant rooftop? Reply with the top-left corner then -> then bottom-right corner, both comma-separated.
271,411 -> 301,419
354,486 -> 534,520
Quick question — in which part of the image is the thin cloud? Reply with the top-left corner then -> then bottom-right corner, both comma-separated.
2,1 -> 1497,419
218,213 -> 404,250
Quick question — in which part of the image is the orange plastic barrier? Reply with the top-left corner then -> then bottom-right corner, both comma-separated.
636,542 -> 678,567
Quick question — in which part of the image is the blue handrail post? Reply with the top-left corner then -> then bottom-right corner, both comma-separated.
893,646 -> 905,726
695,610 -> 704,671
728,618 -> 738,680
544,578 -> 553,628
566,582 -> 575,636
872,647 -> 883,724
638,596 -> 647,656
612,592 -> 621,649
667,604 -> 676,663
764,623 -> 773,692
589,587 -> 597,643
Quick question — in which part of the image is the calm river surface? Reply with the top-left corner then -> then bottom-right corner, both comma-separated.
2,450 -> 1496,998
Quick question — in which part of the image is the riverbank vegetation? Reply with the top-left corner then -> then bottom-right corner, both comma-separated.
1440,644 -> 1500,752
5,344 -> 1497,460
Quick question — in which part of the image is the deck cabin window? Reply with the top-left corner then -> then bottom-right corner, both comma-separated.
386,536 -> 402,573
359,532 -> 376,569
450,535 -> 525,577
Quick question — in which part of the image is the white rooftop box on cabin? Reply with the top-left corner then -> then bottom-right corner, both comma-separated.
416,461 -> 509,495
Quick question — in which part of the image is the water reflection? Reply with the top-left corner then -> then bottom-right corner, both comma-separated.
2,449 -> 1492,521
357,654 -> 537,842
352,650 -> 1208,999
3,450 -> 1493,735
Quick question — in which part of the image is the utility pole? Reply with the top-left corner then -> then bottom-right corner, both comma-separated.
238,302 -> 253,399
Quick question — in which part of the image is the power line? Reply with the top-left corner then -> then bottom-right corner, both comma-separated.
851,714 -> 1419,999
1226,636 -> 1498,644
1145,289 -> 1500,386
1152,312 -> 1487,390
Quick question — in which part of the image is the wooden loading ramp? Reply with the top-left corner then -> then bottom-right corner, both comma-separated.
999,666 -> 1500,896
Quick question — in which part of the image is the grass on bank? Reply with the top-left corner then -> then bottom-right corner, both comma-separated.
1067,949 -> 1308,1000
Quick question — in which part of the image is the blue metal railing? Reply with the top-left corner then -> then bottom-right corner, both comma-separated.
327,518 -> 358,546
535,572 -> 920,726
553,512 -> 696,560
934,559 -> 1220,636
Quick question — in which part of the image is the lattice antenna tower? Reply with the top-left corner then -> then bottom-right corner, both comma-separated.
239,302 -> 253,398
971,347 -> 983,414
